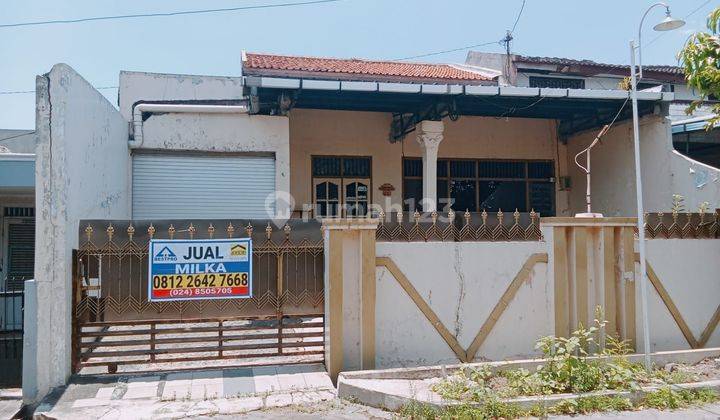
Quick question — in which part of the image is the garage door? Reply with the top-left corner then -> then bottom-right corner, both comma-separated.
132,154 -> 275,219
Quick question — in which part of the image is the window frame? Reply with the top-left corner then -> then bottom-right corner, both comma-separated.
402,157 -> 556,215
311,155 -> 373,217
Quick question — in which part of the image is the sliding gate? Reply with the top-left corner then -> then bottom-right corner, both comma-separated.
72,220 -> 324,374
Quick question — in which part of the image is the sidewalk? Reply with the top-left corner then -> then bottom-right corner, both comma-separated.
33,364 -> 336,419
0,388 -> 22,419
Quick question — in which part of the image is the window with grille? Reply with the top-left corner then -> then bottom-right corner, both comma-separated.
4,222 -> 35,291
312,156 -> 371,217
403,159 -> 555,216
529,76 -> 585,90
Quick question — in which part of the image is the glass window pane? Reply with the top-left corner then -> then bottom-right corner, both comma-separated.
479,181 -> 527,212
437,179 -> 449,210
450,160 -> 476,178
450,180 -> 477,212
328,182 -> 339,199
312,157 -> 341,177
528,161 -> 554,179
356,182 -> 368,199
346,182 -> 356,197
343,157 -> 371,177
478,161 -> 525,178
403,179 -> 423,211
529,182 -> 555,216
316,182 -> 327,199
437,160 -> 448,177
403,158 -> 422,177
328,201 -> 339,217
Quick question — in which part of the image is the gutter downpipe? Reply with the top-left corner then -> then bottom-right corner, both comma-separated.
129,103 -> 249,148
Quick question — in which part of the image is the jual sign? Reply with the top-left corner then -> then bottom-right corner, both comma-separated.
148,238 -> 252,302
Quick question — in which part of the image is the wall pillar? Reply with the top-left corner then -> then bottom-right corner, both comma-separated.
543,217 -> 637,348
415,120 -> 444,212
322,218 -> 378,383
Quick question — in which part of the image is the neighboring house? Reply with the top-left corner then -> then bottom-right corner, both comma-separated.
0,130 -> 35,291
672,114 -> 720,169
466,52 -> 720,168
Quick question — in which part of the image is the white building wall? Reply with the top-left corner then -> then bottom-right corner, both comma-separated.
566,114 -> 720,216
118,71 -> 245,121
29,64 -> 131,403
640,239 -> 720,352
374,241 -> 551,368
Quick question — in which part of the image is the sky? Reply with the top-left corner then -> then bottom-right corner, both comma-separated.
0,0 -> 716,129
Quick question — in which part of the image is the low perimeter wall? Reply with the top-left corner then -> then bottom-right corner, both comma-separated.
322,216 -> 720,381
375,241 -> 550,368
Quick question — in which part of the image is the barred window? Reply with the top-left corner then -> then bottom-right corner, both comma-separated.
403,159 -> 555,216
529,76 -> 585,90
312,156 -> 371,217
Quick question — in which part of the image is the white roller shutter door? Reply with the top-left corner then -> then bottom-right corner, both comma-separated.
132,154 -> 275,219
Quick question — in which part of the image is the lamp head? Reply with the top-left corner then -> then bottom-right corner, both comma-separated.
653,7 -> 685,31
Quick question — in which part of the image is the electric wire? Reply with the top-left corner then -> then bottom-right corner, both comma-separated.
0,0 -> 344,29
0,86 -> 118,95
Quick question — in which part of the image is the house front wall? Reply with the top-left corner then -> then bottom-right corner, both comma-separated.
289,109 -> 571,216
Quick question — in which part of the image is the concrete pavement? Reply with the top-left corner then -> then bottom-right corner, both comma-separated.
33,364 -> 336,419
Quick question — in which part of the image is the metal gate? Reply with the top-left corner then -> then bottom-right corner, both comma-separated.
72,219 -> 325,374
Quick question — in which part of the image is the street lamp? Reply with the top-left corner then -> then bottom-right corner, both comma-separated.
629,2 -> 684,370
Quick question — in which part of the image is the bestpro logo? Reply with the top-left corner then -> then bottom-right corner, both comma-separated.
154,246 -> 177,262
230,244 -> 247,257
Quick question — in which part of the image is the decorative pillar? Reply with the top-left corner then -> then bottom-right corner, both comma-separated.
415,120 -> 444,212
542,217 -> 637,348
322,218 -> 379,384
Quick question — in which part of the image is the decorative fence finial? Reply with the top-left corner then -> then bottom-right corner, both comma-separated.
148,224 -> 156,239
188,223 -> 196,239
168,224 -> 176,239
127,224 -> 135,241
106,223 -> 115,241
245,222 -> 253,238
227,222 -> 235,238
266,223 -> 273,240
85,224 -> 93,242
208,223 -> 215,238
283,223 -> 291,239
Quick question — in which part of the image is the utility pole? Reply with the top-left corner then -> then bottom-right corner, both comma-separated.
501,30 -> 514,84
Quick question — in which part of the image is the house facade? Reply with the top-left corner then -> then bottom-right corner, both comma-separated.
22,54 -> 720,403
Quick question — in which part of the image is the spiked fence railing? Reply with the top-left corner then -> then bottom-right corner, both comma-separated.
375,209 -> 543,242
644,210 -> 720,239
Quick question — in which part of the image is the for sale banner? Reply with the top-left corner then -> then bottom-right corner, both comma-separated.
148,238 -> 252,302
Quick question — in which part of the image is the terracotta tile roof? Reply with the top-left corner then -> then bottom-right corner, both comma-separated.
243,52 -> 495,84
516,55 -> 684,75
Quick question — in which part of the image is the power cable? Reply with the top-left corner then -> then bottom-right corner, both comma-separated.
0,131 -> 36,142
0,0 -> 344,29
0,86 -> 118,95
395,40 -> 503,61
510,0 -> 526,34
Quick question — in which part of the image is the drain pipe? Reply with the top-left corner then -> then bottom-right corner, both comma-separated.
129,103 -> 249,148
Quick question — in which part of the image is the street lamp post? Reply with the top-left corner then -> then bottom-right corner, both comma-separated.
629,2 -> 684,370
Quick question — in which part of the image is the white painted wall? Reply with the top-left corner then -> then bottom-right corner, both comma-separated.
567,115 -> 720,216
118,71 -> 244,121
638,239 -> 720,352
374,241 -> 551,368
29,64 -> 131,403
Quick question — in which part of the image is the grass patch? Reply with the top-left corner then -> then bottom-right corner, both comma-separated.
413,310 -> 719,419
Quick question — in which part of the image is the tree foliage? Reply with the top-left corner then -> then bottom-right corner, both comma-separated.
679,7 -> 720,128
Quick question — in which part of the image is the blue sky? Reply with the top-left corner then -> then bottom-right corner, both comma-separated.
0,0 -> 716,128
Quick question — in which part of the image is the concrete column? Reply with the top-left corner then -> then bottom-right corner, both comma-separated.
415,120 -> 444,212
542,217 -> 637,348
322,218 -> 378,384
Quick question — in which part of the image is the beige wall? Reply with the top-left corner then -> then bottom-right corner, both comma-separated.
566,114 -> 720,217
289,109 -> 570,216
